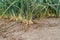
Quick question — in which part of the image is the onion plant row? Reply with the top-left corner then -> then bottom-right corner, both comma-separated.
0,0 -> 60,23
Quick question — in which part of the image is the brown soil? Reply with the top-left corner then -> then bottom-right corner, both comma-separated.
0,18 -> 60,40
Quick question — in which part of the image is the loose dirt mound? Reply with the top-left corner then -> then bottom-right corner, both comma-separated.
0,18 -> 60,40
